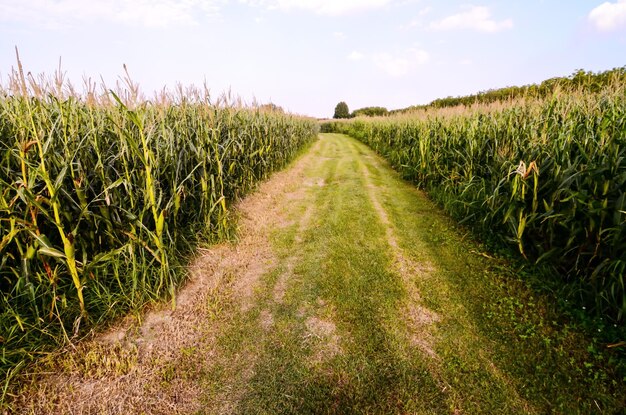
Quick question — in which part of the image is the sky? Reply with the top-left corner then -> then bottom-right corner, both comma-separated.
0,0 -> 625,118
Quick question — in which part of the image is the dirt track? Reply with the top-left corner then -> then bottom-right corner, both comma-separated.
14,134 -> 621,414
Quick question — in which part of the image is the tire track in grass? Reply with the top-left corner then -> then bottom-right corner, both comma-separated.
200,137 -> 343,414
272,187 -> 316,305
228,134 -> 450,414
347,137 -> 536,413
347,138 -> 442,361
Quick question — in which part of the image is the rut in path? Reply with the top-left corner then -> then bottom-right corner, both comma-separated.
352,142 -> 441,360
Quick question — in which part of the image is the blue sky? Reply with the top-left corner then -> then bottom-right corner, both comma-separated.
0,0 -> 625,118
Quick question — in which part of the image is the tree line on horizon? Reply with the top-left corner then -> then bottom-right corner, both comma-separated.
333,66 -> 626,118
333,102 -> 388,119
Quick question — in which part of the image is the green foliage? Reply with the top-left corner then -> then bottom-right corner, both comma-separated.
322,80 -> 626,324
0,72 -> 318,383
333,101 -> 350,119
352,106 -> 388,117
391,67 -> 626,114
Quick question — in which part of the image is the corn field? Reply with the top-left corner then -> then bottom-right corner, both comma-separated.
0,67 -> 318,383
323,78 -> 626,323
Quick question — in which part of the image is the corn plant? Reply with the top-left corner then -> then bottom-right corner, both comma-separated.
0,64 -> 318,386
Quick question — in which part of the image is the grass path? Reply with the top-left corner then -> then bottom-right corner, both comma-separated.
12,134 -> 623,414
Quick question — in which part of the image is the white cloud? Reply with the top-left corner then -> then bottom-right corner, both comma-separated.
347,51 -> 364,61
429,6 -> 513,33
589,0 -> 626,32
333,31 -> 347,40
347,48 -> 429,76
241,0 -> 392,16
419,6 -> 432,16
372,48 -> 429,77
400,7 -> 432,30
400,19 -> 419,30
0,0 -> 221,29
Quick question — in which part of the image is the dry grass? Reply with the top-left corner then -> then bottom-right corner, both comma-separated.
355,148 -> 442,362
305,315 -> 342,365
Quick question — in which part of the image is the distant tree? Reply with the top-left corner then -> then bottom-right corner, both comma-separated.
333,101 -> 350,119
352,106 -> 388,117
